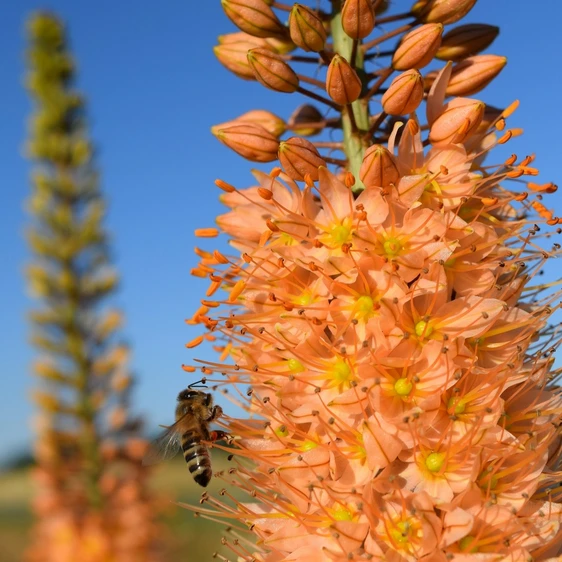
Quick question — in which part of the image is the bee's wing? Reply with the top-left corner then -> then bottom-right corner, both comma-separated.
142,421 -> 183,466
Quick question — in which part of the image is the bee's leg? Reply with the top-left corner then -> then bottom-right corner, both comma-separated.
209,430 -> 230,442
207,404 -> 223,422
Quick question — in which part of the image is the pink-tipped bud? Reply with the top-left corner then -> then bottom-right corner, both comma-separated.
446,55 -> 507,96
278,137 -> 326,181
359,145 -> 400,188
381,69 -> 424,115
429,98 -> 485,147
341,0 -> 376,40
413,0 -> 477,25
326,54 -> 362,105
215,110 -> 286,137
213,123 -> 279,162
392,24 -> 443,70
288,104 -> 324,136
214,40 -> 265,80
221,0 -> 286,39
436,24 -> 500,61
289,4 -> 327,52
247,48 -> 300,93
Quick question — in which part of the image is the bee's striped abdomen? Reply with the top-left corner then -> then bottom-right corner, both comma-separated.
181,432 -> 212,487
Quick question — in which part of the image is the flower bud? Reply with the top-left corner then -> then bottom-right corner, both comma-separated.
278,137 -> 326,181
341,0 -> 376,40
381,69 -> 424,115
221,0 -> 286,39
359,145 -> 400,188
436,24 -> 500,62
446,55 -> 507,96
213,123 -> 279,162
288,104 -> 324,136
428,98 -> 485,147
289,4 -> 327,52
214,41 -> 264,80
413,0 -> 477,25
392,24 -> 443,70
219,31 -> 295,55
214,109 -> 286,137
326,54 -> 362,105
247,48 -> 300,93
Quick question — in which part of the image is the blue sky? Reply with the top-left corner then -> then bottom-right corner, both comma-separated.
1,0 -> 561,464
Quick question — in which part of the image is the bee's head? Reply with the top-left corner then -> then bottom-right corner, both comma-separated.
177,389 -> 200,401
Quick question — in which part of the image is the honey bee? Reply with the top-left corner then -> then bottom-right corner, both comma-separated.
143,381 -> 228,486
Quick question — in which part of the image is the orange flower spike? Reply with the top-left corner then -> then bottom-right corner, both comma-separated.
392,24 -> 443,70
213,122 -> 279,162
326,54 -> 362,105
221,0 -> 286,39
436,24 -> 500,61
413,0 -> 478,24
341,0 -> 376,40
288,4 -> 327,53
382,69 -> 425,115
247,48 -> 300,93
447,55 -> 507,96
278,137 -> 326,181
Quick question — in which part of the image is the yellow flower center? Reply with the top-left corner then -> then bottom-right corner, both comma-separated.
354,295 -> 377,321
383,236 -> 402,256
478,468 -> 498,490
288,358 -> 305,373
275,425 -> 289,437
389,520 -> 412,545
294,290 -> 314,306
300,440 -> 318,452
331,360 -> 353,384
394,377 -> 413,397
279,232 -> 298,246
459,536 -> 478,553
332,504 -> 354,521
447,396 -> 466,414
425,452 -> 446,473
415,320 -> 433,339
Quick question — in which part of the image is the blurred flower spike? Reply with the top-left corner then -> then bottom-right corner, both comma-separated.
187,1 -> 562,560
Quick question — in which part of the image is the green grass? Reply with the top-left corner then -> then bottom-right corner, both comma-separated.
0,452 -> 248,561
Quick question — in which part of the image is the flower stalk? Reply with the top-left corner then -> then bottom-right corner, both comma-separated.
186,1 -> 562,560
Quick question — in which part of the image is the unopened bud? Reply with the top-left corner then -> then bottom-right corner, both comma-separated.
278,137 -> 326,181
342,0 -> 376,40
219,31 -> 295,55
248,48 -> 300,93
393,24 -> 443,70
359,145 -> 400,188
214,123 -> 279,162
326,54 -> 362,105
381,69 -> 424,115
436,24 -> 500,62
288,104 -> 324,136
289,4 -> 327,52
214,41 -> 264,80
215,109 -> 286,137
447,55 -> 507,96
413,0 -> 477,25
429,98 -> 485,147
221,0 -> 286,39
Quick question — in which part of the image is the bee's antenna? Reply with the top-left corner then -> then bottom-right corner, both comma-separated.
188,377 -> 208,388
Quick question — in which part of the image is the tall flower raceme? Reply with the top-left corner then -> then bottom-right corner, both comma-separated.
24,13 -> 161,562
184,1 -> 562,560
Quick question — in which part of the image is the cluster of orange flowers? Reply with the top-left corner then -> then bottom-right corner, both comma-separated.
186,1 -> 562,560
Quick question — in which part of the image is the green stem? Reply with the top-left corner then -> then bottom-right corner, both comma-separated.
330,0 -> 370,194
